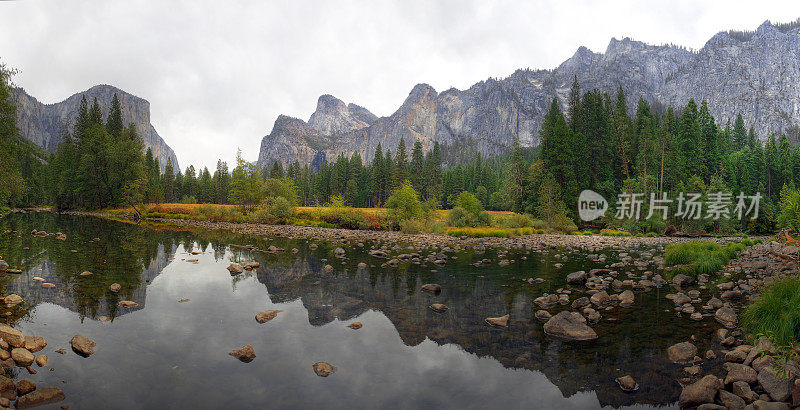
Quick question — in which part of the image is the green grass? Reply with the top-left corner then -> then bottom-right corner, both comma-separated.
664,240 -> 744,277
600,229 -> 632,237
743,278 -> 800,347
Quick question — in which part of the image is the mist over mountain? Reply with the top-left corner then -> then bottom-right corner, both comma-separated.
258,19 -> 800,169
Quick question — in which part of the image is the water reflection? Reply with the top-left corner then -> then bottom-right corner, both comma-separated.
0,213 -> 714,409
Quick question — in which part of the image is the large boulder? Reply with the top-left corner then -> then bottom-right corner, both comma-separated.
718,389 -> 746,410
10,348 -> 34,366
70,334 -> 96,356
715,307 -> 738,328
543,311 -> 598,341
618,290 -> 635,306
724,362 -> 758,385
758,367 -> 793,402
667,341 -> 697,364
751,400 -> 790,410
678,375 -> 722,408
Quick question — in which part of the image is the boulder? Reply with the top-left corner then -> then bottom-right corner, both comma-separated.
0,375 -> 14,400
724,362 -> 758,385
14,386 -> 65,409
3,294 -> 22,308
543,311 -> 598,341
0,325 -> 24,348
571,297 -> 590,310
15,379 -> 35,396
725,349 -> 748,363
590,291 -> 610,306
534,310 -> 551,321
10,348 -> 34,366
70,334 -> 96,356
485,314 -> 510,328
718,389 -> 746,410
672,274 -> 695,287
732,380 -> 759,403
715,307 -> 738,327
255,310 -> 282,324
312,361 -> 336,377
667,342 -> 698,364
751,400 -> 789,410
757,367 -> 792,402
615,375 -> 638,392
22,336 -> 45,353
678,375 -> 722,408
618,290 -> 635,306
229,344 -> 255,362
566,271 -> 587,285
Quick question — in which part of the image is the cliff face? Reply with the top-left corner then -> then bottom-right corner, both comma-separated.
13,84 -> 179,172
258,19 -> 800,169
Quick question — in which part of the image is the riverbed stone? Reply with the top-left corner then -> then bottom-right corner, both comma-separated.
543,311 -> 598,341
672,274 -> 695,287
590,290 -> 610,306
615,375 -> 637,391
2,294 -> 22,308
667,341 -> 697,364
678,374 -> 722,408
229,344 -> 255,362
571,297 -> 590,310
718,389 -> 746,410
70,334 -> 96,356
725,349 -> 748,363
23,336 -> 45,353
0,325 -> 24,348
485,314 -> 510,328
34,355 -> 46,367
715,307 -> 738,327
255,310 -> 282,323
534,310 -> 551,321
751,400 -> 790,410
10,348 -> 34,366
14,386 -> 65,409
757,367 -> 792,402
618,290 -> 635,306
732,380 -> 758,403
566,271 -> 587,285
15,379 -> 35,396
312,361 -> 336,377
724,362 -> 758,385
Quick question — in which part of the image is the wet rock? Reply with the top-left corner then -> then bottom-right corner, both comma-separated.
571,297 -> 590,310
229,344 -> 255,362
34,355 -> 46,367
23,336 -> 46,353
312,361 -> 336,377
255,310 -> 282,323
0,375 -> 14,400
715,307 -> 738,328
429,304 -> 448,313
718,389 -> 746,410
534,310 -> 551,321
347,322 -> 362,330
226,264 -> 243,275
696,405 -> 725,410
0,325 -> 24,348
745,337 -> 774,366
118,300 -> 138,308
618,290 -> 634,306
707,297 -> 724,309
14,386 -> 65,408
109,283 -> 121,292
678,374 -> 722,408
421,284 -> 442,294
69,334 -> 96,356
590,290 -> 610,306
725,349 -> 747,363
582,307 -> 601,322
0,351 -> 8,361
3,294 -> 22,308
757,367 -> 792,402
543,311 -> 598,341
724,362 -> 757,385
485,314 -> 510,328
672,274 -> 695,287
667,341 -> 698,364
732,380 -> 758,403
15,379 -> 35,396
566,271 -> 587,285
721,290 -> 743,300
534,294 -> 559,307
615,375 -> 638,391
10,348 -> 34,366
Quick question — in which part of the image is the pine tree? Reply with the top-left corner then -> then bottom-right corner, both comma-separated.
106,94 -> 124,139
394,138 -> 408,186
163,158 -> 175,202
410,140 -> 424,195
213,160 -> 230,204
733,114 -> 747,149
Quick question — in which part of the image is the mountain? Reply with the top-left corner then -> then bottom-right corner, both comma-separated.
258,19 -> 800,169
13,84 -> 179,172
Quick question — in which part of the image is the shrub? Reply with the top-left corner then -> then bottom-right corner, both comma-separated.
386,182 -> 426,222
178,195 -> 197,204
778,185 -> 800,235
664,241 -> 744,277
399,219 -> 427,234
266,196 -> 294,222
600,229 -> 631,237
496,213 -> 535,228
446,191 -> 490,227
743,278 -> 800,377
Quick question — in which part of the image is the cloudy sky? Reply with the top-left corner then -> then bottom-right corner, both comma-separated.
2,0 -> 799,170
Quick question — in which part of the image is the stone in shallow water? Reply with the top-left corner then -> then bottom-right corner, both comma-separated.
227,264 -> 243,275
109,283 -> 121,292
255,310 -> 282,324
14,386 -> 65,408
485,314 -> 509,328
229,344 -> 255,363
23,336 -> 46,353
678,375 -> 722,408
421,284 -> 442,294
0,325 -> 24,348
534,310 -> 551,321
70,334 -> 96,357
313,361 -> 336,377
667,341 -> 697,364
615,375 -> 638,391
10,348 -> 34,366
35,354 -> 47,367
347,322 -> 362,330
3,294 -> 22,308
543,311 -> 597,341
724,362 -> 757,385
15,379 -> 35,396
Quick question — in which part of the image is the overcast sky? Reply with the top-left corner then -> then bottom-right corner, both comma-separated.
2,0 -> 799,170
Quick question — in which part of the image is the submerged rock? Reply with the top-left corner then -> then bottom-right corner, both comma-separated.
543,311 -> 598,341
312,361 -> 336,377
534,310 -> 552,321
16,379 -> 35,395
70,334 -> 96,356
229,344 -> 255,362
14,386 -> 65,408
566,271 -> 587,285
715,307 -> 738,327
616,375 -> 638,392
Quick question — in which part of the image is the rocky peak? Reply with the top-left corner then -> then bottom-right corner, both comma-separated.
307,94 -> 375,135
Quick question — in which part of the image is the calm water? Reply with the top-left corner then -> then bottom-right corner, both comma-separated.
0,213 -> 727,409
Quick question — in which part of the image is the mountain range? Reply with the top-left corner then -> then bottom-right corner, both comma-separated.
257,19 -> 800,169
13,84 -> 179,172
